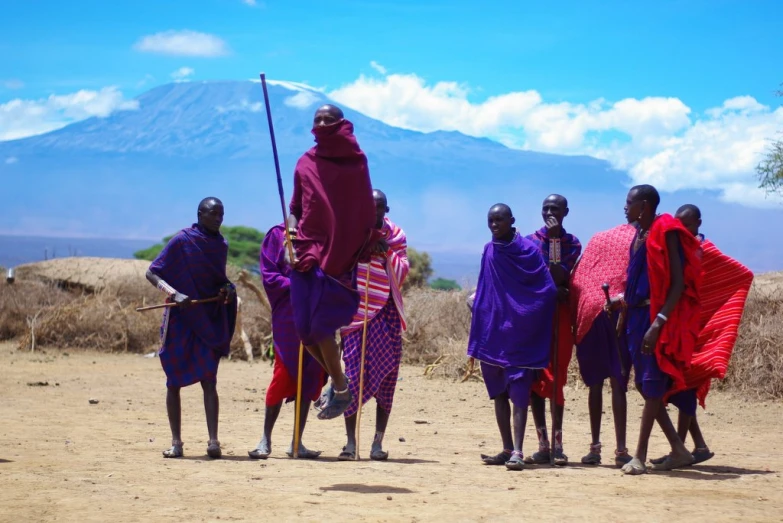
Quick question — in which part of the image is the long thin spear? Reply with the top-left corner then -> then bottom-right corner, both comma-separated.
260,72 -> 305,459
551,305 -> 560,466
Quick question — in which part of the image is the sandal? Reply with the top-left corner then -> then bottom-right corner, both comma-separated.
163,440 -> 184,458
614,448 -> 632,468
482,450 -> 512,465
286,444 -> 322,459
581,443 -> 602,465
314,383 -> 334,412
317,386 -> 353,420
338,446 -> 356,461
650,452 -> 695,471
553,447 -> 568,467
248,438 -> 271,460
505,450 -> 525,471
370,447 -> 389,461
524,449 -> 551,465
207,439 -> 222,459
650,454 -> 668,466
621,457 -> 647,475
692,447 -> 714,465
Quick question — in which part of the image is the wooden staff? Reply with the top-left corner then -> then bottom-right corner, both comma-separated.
602,283 -> 628,377
135,296 -> 221,312
260,72 -> 305,459
354,271 -> 372,460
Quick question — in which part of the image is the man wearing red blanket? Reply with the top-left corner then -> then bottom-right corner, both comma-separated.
612,185 -> 703,475
649,204 -> 753,467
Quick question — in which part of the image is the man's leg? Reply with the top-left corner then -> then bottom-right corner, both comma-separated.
552,401 -> 567,465
622,392 -> 659,474
304,344 -> 327,369
609,377 -> 630,465
202,380 -> 221,458
288,399 -> 320,458
689,415 -> 708,450
676,410 -> 692,443
525,393 -> 550,463
163,386 -> 183,457
249,402 -> 281,458
582,382 -> 604,464
651,403 -> 693,469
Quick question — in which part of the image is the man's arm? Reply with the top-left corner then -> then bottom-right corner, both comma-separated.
642,231 -> 685,354
260,231 -> 291,296
145,269 -> 191,308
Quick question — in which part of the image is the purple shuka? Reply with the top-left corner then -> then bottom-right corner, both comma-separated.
625,234 -> 669,399
342,299 -> 403,417
467,232 -> 557,407
290,268 -> 359,346
149,224 -> 237,388
576,311 -> 631,390
261,225 -> 326,403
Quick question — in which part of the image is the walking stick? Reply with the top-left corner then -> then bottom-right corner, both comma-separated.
135,296 -> 221,312
602,283 -> 628,378
260,72 -> 305,459
355,271 -> 372,460
551,304 -> 560,466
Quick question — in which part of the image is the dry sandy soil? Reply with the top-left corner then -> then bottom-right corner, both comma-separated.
1,341 -> 781,523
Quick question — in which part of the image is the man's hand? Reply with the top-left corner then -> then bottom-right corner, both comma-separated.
173,292 -> 192,309
603,296 -> 625,314
556,286 -> 569,303
374,239 -> 390,255
641,322 -> 663,355
218,284 -> 236,305
545,216 -> 562,238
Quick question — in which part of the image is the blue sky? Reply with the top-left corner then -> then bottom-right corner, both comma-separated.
1,0 -> 782,272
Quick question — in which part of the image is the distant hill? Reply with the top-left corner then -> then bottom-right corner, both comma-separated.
1,79 -> 780,273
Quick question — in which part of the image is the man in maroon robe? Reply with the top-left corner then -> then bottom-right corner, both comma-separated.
287,104 -> 379,420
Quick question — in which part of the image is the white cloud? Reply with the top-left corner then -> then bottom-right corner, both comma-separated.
3,79 -> 24,90
215,100 -> 263,114
284,91 -> 321,109
327,68 -> 783,207
0,87 -> 138,141
171,67 -> 195,82
370,61 -> 387,75
133,30 -> 229,57
5,156 -> 18,164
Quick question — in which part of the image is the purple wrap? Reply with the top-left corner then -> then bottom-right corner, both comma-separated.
625,235 -> 669,399
576,311 -> 631,390
149,224 -> 237,388
261,225 -> 328,403
468,232 -> 557,370
290,267 -> 359,346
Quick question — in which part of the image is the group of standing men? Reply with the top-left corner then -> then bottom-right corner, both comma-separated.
143,103 -> 753,473
146,104 -> 409,461
468,188 -> 753,474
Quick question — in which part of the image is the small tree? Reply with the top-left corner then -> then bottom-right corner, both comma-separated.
757,85 -> 783,195
405,247 -> 433,289
430,277 -> 462,291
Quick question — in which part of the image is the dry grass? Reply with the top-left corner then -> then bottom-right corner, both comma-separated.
2,258 -> 782,398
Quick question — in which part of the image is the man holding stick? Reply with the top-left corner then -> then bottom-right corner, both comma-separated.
338,189 -> 409,461
248,223 -> 327,460
570,223 -> 636,466
287,104 -> 379,420
525,194 -> 581,466
145,197 -> 237,459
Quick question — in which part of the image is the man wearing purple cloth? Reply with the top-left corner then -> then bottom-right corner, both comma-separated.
146,197 -> 237,459
469,203 -> 557,470
248,224 -> 327,460
287,104 -> 380,420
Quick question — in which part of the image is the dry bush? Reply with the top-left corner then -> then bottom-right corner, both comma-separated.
402,288 -> 472,378
721,287 -> 783,399
0,280 -> 73,341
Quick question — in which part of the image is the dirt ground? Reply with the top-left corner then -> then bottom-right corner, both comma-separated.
1,341 -> 781,523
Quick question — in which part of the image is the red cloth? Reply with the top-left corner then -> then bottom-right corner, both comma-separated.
667,239 -> 753,407
265,354 -> 326,407
571,224 -> 637,344
647,214 -> 702,395
530,302 -> 574,406
289,119 -> 380,277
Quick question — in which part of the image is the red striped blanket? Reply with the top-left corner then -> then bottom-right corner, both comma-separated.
679,239 -> 753,407
341,217 -> 409,335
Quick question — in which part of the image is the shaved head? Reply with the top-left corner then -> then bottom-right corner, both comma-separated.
198,197 -> 223,212
313,104 -> 344,128
488,203 -> 515,240
544,194 -> 568,208
489,203 -> 513,218
373,189 -> 389,228
675,203 -> 702,237
197,197 -> 224,235
373,189 -> 388,206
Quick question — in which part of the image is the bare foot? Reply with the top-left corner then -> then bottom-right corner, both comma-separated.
621,457 -> 647,475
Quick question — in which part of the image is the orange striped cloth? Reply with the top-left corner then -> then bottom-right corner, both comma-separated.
675,239 -> 753,407
341,217 -> 409,335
